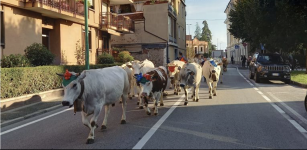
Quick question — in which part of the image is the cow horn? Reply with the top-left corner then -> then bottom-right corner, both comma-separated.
56,73 -> 64,77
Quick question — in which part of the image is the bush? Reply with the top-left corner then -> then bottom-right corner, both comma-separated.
1,54 -> 31,68
24,43 -> 55,66
1,63 -> 123,99
118,51 -> 134,63
97,53 -> 114,64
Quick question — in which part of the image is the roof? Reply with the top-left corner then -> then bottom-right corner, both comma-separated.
186,35 -> 192,41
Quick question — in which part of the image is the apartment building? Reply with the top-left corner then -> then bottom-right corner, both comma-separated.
224,0 -> 250,64
109,0 -> 187,67
0,0 -> 135,65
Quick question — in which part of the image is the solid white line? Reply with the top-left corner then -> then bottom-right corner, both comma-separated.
253,88 -> 259,91
0,108 -> 72,136
272,104 -> 285,114
257,91 -> 264,95
289,120 -> 307,133
132,93 -> 187,149
262,96 -> 271,102
267,92 -> 307,125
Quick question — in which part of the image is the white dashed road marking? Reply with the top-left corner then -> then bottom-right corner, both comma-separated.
236,68 -> 307,139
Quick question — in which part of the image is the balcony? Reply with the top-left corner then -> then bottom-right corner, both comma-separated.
22,0 -> 84,23
168,4 -> 177,18
100,12 -> 135,33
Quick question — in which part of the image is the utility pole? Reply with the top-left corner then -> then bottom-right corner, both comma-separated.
85,0 -> 89,70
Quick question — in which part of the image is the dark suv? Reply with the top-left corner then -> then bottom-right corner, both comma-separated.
249,53 -> 291,84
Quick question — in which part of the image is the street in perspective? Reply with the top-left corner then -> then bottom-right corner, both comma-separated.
1,0 -> 307,149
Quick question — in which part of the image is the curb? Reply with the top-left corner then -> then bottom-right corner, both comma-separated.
1,104 -> 63,127
291,81 -> 307,89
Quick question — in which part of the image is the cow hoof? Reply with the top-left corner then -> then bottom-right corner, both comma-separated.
160,103 -> 164,106
152,107 -> 155,110
154,113 -> 158,116
112,103 -> 115,107
86,139 -> 94,144
169,87 -> 172,89
209,96 -> 212,99
129,97 -> 132,100
176,92 -> 179,95
132,95 -> 135,97
184,102 -> 188,106
101,125 -> 107,130
137,102 -> 140,105
119,101 -> 122,104
121,120 -> 126,124
139,106 -> 144,109
147,112 -> 151,116
196,99 -> 199,102
174,92 -> 177,95
214,94 -> 217,96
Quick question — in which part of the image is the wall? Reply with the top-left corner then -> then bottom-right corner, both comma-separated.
131,48 -> 165,67
2,5 -> 42,56
176,0 -> 186,52
49,19 -> 61,64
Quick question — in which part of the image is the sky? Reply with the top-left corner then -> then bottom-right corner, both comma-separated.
185,0 -> 230,50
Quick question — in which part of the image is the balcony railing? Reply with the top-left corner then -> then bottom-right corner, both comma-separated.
168,4 -> 177,17
26,0 -> 84,16
100,12 -> 135,33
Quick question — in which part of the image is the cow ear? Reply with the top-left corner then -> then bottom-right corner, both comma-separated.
178,66 -> 181,70
140,63 -> 145,69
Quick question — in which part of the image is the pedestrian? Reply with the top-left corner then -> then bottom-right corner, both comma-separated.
177,52 -> 188,63
242,56 -> 247,67
247,56 -> 252,68
231,55 -> 234,64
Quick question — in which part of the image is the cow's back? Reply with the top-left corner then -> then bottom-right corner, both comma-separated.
84,66 -> 129,104
141,60 -> 155,74
182,63 -> 202,83
148,68 -> 168,92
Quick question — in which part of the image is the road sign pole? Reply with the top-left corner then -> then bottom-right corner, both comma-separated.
85,0 -> 89,70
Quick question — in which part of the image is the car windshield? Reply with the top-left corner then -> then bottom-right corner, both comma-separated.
257,54 -> 283,64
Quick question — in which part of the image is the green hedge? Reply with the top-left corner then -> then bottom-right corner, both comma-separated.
1,63 -> 122,99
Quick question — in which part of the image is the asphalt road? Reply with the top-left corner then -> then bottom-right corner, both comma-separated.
1,68 -> 307,149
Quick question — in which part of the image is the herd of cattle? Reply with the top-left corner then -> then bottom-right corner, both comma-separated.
56,58 -> 225,144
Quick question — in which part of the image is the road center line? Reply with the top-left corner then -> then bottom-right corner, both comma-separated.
236,68 -> 307,139
132,91 -> 188,149
1,108 -> 72,136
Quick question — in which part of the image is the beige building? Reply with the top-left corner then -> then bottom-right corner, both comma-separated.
110,0 -> 187,66
224,0 -> 250,64
0,0 -> 135,65
186,35 -> 208,58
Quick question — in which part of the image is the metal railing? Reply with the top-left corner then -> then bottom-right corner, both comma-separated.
27,0 -> 85,16
168,4 -> 177,17
100,12 -> 135,33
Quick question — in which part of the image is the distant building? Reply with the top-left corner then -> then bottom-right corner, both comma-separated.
211,50 -> 225,58
186,35 -> 208,58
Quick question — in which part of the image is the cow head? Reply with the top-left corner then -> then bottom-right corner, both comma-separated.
131,60 -> 145,77
56,70 -> 86,108
179,66 -> 196,88
206,60 -> 219,82
167,64 -> 180,79
140,74 -> 157,99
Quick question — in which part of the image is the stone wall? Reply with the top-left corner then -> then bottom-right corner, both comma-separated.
131,49 -> 165,67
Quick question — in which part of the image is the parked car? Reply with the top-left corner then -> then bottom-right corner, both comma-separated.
249,52 -> 291,84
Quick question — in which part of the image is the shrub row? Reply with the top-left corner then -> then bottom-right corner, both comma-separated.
1,63 -> 122,99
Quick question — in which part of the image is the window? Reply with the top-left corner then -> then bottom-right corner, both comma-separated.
178,26 -> 180,39
182,6 -> 184,18
89,0 -> 94,9
201,47 -> 203,52
82,29 -> 92,50
1,11 -> 4,48
168,16 -> 171,36
102,2 -> 107,12
42,28 -> 50,50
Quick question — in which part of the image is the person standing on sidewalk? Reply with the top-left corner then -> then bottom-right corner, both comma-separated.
231,55 -> 234,64
242,55 -> 247,67
247,56 -> 252,68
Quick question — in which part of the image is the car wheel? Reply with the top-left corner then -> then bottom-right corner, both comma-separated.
255,72 -> 261,83
249,71 -> 254,79
305,95 -> 307,112
284,79 -> 291,84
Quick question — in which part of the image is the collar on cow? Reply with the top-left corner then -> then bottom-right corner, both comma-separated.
77,80 -> 85,100
210,60 -> 217,67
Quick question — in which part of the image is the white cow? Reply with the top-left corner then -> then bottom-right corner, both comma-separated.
202,59 -> 221,99
131,59 -> 155,109
179,63 -> 202,105
167,60 -> 185,95
57,66 -> 129,144
121,62 -> 139,99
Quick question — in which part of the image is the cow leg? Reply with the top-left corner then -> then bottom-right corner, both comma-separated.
143,97 -> 151,116
207,80 -> 213,99
213,82 -> 218,96
192,86 -> 196,101
195,83 -> 200,102
101,105 -> 111,130
81,111 -> 91,129
154,92 -> 162,115
160,91 -> 164,106
129,81 -> 133,99
86,104 -> 102,144
121,94 -> 128,124
184,87 -> 189,105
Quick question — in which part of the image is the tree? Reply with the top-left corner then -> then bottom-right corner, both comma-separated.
194,22 -> 202,39
228,0 -> 307,73
200,20 -> 212,42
